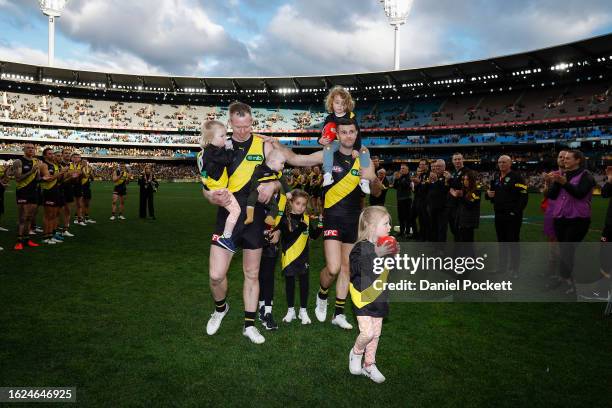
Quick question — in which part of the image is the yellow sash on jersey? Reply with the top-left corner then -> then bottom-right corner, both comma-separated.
197,150 -> 229,190
228,135 -> 264,193
41,162 -> 59,190
16,159 -> 38,189
114,170 -> 128,186
81,167 -> 91,185
281,213 -> 309,270
349,268 -> 390,309
273,193 -> 287,227
324,157 -> 360,209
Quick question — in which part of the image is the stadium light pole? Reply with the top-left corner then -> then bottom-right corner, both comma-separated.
39,0 -> 69,67
380,0 -> 414,70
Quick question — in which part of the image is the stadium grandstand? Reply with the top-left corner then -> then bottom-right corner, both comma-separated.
0,35 -> 610,185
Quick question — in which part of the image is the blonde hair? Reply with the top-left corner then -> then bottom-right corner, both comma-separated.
325,85 -> 355,114
201,120 -> 225,147
357,206 -> 391,242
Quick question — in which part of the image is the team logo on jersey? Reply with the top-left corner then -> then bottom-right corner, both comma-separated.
246,154 -> 264,162
211,234 -> 220,242
332,166 -> 343,173
324,229 -> 338,237
351,169 -> 359,176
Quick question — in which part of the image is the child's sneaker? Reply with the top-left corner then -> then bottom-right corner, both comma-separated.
362,364 -> 386,383
359,179 -> 371,194
322,172 -> 334,187
298,308 -> 311,325
349,349 -> 363,375
217,237 -> 236,253
315,296 -> 327,322
262,313 -> 278,330
282,308 -> 296,323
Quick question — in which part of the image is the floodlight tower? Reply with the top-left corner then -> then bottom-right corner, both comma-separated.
380,0 -> 414,70
39,0 -> 69,67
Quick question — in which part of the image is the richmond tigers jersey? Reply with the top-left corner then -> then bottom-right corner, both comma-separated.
323,151 -> 362,218
226,135 -> 265,203
16,157 -> 39,192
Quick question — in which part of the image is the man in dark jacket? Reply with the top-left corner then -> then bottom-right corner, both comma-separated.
485,155 -> 528,278
393,164 -> 412,238
411,159 -> 430,241
426,159 -> 450,242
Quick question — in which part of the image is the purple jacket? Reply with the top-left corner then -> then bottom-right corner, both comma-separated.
548,169 -> 595,219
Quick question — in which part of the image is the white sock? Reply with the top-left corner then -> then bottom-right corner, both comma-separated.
265,305 -> 272,314
287,307 -> 295,314
300,307 -> 307,314
259,300 -> 264,309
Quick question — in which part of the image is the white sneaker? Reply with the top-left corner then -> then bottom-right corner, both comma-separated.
62,230 -> 75,237
362,364 -> 386,383
322,172 -> 334,187
73,219 -> 80,225
78,221 -> 87,226
0,226 -> 8,232
34,227 -> 43,233
118,215 -> 126,220
359,179 -> 371,194
49,238 -> 62,244
242,326 -> 265,344
0,246 -> 4,251
315,296 -> 328,322
43,239 -> 56,245
282,308 -> 296,323
331,314 -> 353,330
206,304 -> 229,335
349,348 -> 363,375
298,308 -> 311,325
86,219 -> 97,224
29,230 -> 37,236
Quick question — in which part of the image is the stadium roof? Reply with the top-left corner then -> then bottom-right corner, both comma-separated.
0,33 -> 611,93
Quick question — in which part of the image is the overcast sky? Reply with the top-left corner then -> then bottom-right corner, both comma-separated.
0,0 -> 610,77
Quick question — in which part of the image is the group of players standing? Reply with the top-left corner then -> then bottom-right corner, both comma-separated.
5,145 -> 96,250
0,146 -> 134,251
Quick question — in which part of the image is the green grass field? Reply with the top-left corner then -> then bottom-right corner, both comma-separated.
1,183 -> 610,407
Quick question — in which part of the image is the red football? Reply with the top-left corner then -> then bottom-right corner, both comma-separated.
376,236 -> 399,254
322,122 -> 337,142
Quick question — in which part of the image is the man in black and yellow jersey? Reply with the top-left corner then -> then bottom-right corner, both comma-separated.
39,147 -> 65,245
12,143 -> 41,250
111,163 -> 130,220
59,148 -> 76,237
280,117 -> 380,330
80,159 -> 96,224
203,101 -> 318,345
70,153 -> 87,226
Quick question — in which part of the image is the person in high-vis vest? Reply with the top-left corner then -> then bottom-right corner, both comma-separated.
110,163 -> 130,220
203,101 -> 329,345
279,190 -> 322,325
280,117 -> 380,331
12,143 -> 41,250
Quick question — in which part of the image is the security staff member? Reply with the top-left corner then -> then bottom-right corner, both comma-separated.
393,164 -> 412,238
426,159 -> 450,242
411,159 -> 430,241
486,155 -> 528,278
447,153 -> 466,242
